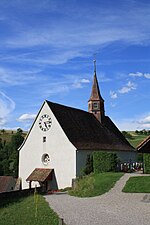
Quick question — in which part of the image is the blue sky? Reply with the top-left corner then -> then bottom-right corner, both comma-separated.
0,0 -> 150,131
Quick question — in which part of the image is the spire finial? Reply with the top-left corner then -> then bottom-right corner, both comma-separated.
93,54 -> 96,73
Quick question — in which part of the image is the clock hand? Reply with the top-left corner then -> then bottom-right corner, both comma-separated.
44,122 -> 48,128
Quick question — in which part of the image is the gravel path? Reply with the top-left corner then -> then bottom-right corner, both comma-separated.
45,173 -> 150,225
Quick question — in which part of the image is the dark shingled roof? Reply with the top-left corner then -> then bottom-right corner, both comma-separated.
47,101 -> 135,152
26,168 -> 53,182
137,135 -> 150,153
0,176 -> 16,193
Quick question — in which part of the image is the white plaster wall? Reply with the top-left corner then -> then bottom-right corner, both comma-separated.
19,101 -> 76,189
117,151 -> 137,163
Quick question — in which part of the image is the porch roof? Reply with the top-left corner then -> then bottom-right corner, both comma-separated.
26,168 -> 53,182
137,135 -> 150,153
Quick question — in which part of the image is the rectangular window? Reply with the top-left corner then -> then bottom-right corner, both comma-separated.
43,137 -> 46,142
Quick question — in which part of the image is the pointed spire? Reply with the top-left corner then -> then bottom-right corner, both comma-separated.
94,59 -> 96,73
88,59 -> 105,123
89,60 -> 103,101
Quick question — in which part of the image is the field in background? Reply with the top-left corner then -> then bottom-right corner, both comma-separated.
0,129 -> 27,143
126,131 -> 149,148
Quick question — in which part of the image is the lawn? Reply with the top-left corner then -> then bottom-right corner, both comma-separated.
127,133 -> 148,148
69,172 -> 124,197
123,176 -> 150,193
0,194 -> 59,225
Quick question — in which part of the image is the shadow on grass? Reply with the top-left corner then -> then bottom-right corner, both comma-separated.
0,194 -> 30,208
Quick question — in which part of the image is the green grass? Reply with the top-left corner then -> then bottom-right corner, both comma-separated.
123,176 -> 150,193
126,132 -> 148,148
69,172 -> 124,197
0,194 -> 59,225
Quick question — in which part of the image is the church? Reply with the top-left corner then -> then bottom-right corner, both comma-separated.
19,62 -> 136,190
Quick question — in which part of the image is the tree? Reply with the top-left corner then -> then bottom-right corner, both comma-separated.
122,131 -> 133,139
1,129 -> 5,134
135,130 -> 139,134
83,154 -> 93,175
9,132 -> 24,177
143,130 -> 147,135
17,128 -> 23,134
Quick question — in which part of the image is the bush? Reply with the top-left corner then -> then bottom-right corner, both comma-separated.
93,152 -> 119,173
122,131 -> 133,139
143,153 -> 150,173
83,154 -> 93,175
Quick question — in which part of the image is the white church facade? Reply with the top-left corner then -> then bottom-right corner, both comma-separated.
19,65 -> 136,190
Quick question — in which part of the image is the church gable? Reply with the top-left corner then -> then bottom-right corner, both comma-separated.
19,100 -> 76,151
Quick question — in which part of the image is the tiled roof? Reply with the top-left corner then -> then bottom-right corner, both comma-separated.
26,168 -> 53,182
137,135 -> 150,153
47,101 -> 135,152
89,73 -> 104,101
0,176 -> 16,193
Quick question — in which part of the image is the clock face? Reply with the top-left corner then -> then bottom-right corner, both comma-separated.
39,114 -> 52,131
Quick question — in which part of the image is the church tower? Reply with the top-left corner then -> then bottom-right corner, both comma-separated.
88,60 -> 105,123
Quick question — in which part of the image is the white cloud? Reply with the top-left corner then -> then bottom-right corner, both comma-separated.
72,78 -> 90,89
129,72 -> 143,77
17,113 -> 36,122
140,115 -> 150,124
0,67 -> 38,85
0,91 -> 15,125
118,81 -> 136,94
138,115 -> 150,129
43,76 -> 90,97
110,81 -> 136,100
80,79 -> 90,83
129,72 -> 150,79
114,119 -> 138,131
114,113 -> 150,131
144,73 -> 150,79
110,91 -> 117,99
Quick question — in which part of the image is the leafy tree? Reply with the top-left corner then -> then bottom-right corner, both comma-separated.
122,131 -> 133,139
2,159 -> 10,175
0,130 -> 24,177
83,154 -> 93,175
0,162 -> 3,175
1,129 -> 5,134
17,128 -> 23,134
9,132 -> 24,177
135,130 -> 139,134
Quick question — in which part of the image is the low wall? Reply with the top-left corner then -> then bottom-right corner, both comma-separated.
0,187 -> 42,202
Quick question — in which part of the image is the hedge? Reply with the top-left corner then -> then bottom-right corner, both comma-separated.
93,152 -> 118,173
143,153 -> 150,173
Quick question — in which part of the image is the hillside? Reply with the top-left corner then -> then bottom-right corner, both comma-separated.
126,131 -> 149,148
0,129 -> 27,143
